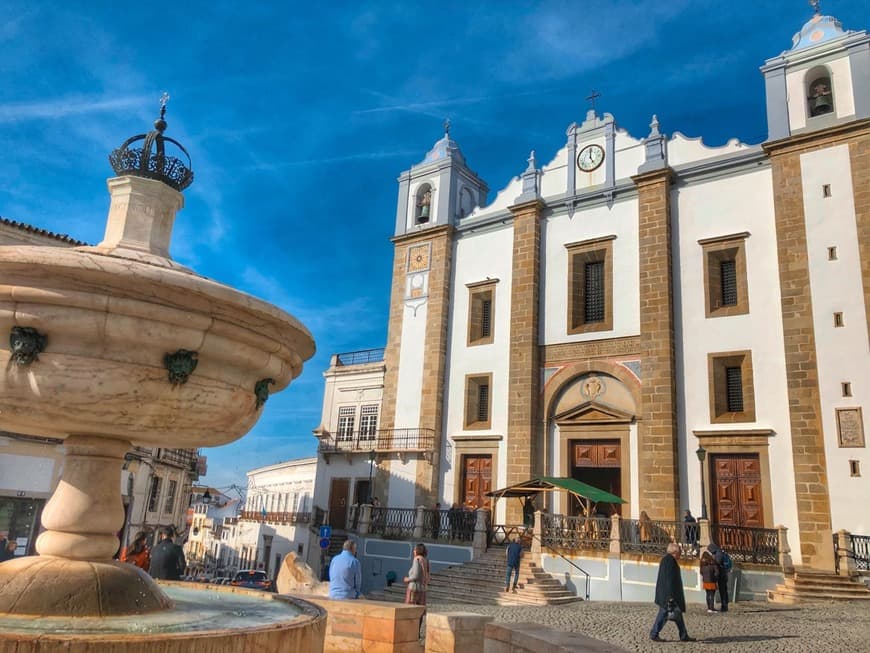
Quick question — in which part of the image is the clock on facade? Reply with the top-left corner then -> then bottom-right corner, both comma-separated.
577,144 -> 605,172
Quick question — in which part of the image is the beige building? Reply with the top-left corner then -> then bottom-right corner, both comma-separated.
329,8 -> 869,574
0,217 -> 205,556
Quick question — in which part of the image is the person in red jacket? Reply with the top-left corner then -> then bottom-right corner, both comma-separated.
121,530 -> 151,571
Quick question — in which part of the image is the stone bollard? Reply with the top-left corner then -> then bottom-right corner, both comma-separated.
699,518 -> 711,550
359,504 -> 371,536
836,529 -> 857,577
414,505 -> 426,540
610,513 -> 621,554
777,524 -> 794,573
531,510 -> 542,557
472,508 -> 489,559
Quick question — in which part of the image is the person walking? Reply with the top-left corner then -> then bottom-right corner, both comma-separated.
148,526 -> 186,580
650,542 -> 696,643
404,543 -> 430,605
639,510 -> 653,543
121,530 -> 151,572
699,550 -> 719,613
328,539 -> 362,599
708,542 -> 731,612
430,503 -> 441,540
505,535 -> 523,593
683,510 -> 698,551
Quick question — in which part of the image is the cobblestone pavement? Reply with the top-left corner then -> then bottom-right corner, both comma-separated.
426,599 -> 870,652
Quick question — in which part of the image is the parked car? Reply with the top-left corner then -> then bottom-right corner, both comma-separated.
230,569 -> 273,591
212,577 -> 230,585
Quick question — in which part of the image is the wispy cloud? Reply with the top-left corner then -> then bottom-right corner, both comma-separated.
0,95 -> 150,124
242,149 -> 419,171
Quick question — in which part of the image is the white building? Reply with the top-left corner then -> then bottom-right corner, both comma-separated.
315,7 -> 870,575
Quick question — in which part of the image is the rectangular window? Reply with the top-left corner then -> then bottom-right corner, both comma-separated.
163,479 -> 177,514
467,281 -> 497,346
147,476 -> 162,513
700,233 -> 750,318
464,373 -> 493,429
828,246 -> 838,261
359,405 -> 378,439
337,407 -> 356,441
842,382 -> 852,397
850,461 -> 861,477
709,351 -> 755,423
725,366 -> 744,412
720,260 -> 738,306
823,184 -> 832,197
566,236 -> 614,334
834,312 -> 844,327
583,261 -> 605,322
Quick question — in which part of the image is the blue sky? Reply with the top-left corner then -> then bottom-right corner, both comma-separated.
2,1 -> 867,489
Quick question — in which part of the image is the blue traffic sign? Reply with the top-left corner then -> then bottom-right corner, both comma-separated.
319,537 -> 331,550
319,525 -> 332,539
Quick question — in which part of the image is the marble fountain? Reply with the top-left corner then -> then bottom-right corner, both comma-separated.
0,105 -> 326,651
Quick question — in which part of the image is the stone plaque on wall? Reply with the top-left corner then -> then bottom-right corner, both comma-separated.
836,408 -> 865,448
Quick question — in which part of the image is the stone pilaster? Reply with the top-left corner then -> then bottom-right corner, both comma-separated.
851,134 -> 870,337
632,168 -> 680,520
506,199 -> 543,524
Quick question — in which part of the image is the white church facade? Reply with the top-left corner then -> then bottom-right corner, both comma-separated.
314,8 -> 869,574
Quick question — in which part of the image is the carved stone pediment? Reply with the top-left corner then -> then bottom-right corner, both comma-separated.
553,400 -> 634,425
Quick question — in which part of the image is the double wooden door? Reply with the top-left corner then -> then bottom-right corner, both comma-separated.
460,455 -> 492,509
711,454 -> 764,527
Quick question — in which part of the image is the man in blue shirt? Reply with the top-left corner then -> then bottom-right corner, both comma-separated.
505,535 -> 523,593
328,539 -> 362,599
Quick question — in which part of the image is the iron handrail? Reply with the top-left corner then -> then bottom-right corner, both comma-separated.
529,530 -> 591,601
336,348 -> 385,365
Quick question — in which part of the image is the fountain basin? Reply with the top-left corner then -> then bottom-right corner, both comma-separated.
0,244 -> 314,446
0,583 -> 327,653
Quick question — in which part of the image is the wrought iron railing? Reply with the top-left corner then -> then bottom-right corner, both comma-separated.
853,534 -> 870,571
422,508 -> 475,542
239,511 -> 311,524
541,514 -> 612,551
710,524 -> 778,564
618,518 -> 701,558
157,447 -> 200,471
336,348 -> 385,365
489,523 -> 526,547
317,428 -> 436,454
368,507 -> 417,539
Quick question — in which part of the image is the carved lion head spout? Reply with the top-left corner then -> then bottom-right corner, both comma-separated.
9,326 -> 48,366
163,349 -> 199,385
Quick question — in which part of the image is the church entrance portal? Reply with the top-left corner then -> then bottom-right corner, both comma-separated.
570,439 -> 622,516
459,454 -> 492,509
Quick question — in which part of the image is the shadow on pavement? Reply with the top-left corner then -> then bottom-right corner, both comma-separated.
702,634 -> 802,644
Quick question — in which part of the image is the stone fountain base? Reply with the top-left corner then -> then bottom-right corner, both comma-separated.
0,557 -> 172,616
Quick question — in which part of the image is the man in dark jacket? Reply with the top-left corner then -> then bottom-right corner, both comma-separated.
148,526 -> 186,580
650,542 -> 696,642
708,542 -> 730,612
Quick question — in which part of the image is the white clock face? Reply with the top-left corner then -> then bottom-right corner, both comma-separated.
577,144 -> 605,172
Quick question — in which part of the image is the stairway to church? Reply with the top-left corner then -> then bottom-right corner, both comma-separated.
767,567 -> 870,603
374,548 -> 582,606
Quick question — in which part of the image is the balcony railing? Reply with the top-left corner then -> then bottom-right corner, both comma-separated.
542,514 -> 612,551
367,507 -> 417,539
336,348 -> 385,366
710,523 -> 779,565
239,511 -> 312,524
317,428 -> 435,454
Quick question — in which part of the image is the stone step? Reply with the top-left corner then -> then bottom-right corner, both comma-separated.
784,577 -> 870,590
767,586 -> 870,603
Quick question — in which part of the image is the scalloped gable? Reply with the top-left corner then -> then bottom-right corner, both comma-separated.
666,132 -> 751,167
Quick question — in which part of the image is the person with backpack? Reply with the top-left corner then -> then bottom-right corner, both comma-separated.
707,542 -> 732,612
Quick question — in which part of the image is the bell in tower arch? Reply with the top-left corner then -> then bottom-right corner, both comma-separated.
808,77 -> 834,116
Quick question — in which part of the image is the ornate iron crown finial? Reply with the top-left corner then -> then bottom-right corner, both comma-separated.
108,93 -> 194,191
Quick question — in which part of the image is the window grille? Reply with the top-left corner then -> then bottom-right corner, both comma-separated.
477,384 -> 490,422
481,299 -> 492,338
720,259 -> 737,306
360,405 -> 378,439
163,479 -> 177,514
584,261 -> 605,323
337,407 -> 356,441
725,366 -> 744,412
147,476 -> 162,513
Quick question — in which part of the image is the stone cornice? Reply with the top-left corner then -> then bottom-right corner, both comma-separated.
762,118 -> 870,156
390,223 -> 453,246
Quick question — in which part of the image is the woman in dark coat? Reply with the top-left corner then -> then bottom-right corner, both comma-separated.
700,550 -> 719,612
650,542 -> 695,642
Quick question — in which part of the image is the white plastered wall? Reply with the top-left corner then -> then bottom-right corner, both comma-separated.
800,144 -> 870,534
673,166 -> 800,548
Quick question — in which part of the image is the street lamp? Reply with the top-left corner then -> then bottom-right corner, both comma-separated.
695,446 -> 708,520
367,450 -> 376,503
202,488 -> 212,505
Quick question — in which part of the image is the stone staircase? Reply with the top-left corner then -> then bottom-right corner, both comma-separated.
767,567 -> 870,603
377,548 -> 582,606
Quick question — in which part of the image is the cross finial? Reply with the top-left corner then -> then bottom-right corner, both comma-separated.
586,89 -> 601,112
159,92 -> 170,119
443,118 -> 451,137
809,0 -> 820,15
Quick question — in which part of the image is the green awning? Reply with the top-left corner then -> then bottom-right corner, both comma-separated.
485,476 -> 625,504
